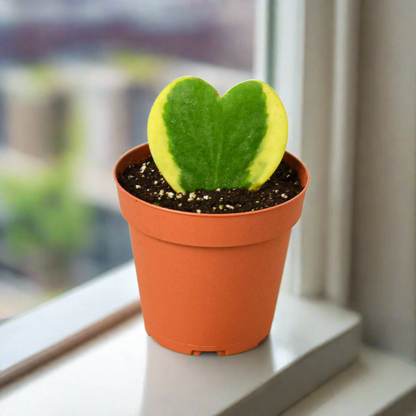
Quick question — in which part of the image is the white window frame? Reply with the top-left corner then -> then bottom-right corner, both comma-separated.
256,0 -> 416,361
255,0 -> 359,303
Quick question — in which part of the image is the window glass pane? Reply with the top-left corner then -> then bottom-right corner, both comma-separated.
0,0 -> 255,319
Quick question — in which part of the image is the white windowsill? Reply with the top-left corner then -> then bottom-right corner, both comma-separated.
0,261 -> 361,416
282,346 -> 416,416
0,262 -> 141,385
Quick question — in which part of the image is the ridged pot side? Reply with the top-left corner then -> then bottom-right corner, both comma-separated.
114,144 -> 310,355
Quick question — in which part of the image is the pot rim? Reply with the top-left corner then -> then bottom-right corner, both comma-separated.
114,143 -> 310,218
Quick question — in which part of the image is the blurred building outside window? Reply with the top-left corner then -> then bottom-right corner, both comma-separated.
0,0 -> 255,319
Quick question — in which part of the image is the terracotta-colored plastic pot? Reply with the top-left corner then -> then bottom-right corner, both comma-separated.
114,143 -> 309,355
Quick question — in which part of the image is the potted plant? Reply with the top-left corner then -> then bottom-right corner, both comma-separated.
114,77 -> 310,355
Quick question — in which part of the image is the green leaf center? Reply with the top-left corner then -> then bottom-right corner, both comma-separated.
162,78 -> 268,192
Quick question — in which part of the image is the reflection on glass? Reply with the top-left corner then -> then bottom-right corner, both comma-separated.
0,0 -> 254,319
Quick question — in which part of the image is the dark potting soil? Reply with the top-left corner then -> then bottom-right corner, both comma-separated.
118,156 -> 304,214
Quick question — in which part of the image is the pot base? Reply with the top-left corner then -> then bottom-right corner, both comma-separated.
149,331 -> 270,356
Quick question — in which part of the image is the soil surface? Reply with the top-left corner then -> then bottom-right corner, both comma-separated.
118,156 -> 304,214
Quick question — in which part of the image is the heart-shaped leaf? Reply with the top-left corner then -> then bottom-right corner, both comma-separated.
148,77 -> 288,193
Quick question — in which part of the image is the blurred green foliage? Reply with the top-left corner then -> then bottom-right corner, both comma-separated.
1,163 -> 90,260
0,60 -> 95,275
